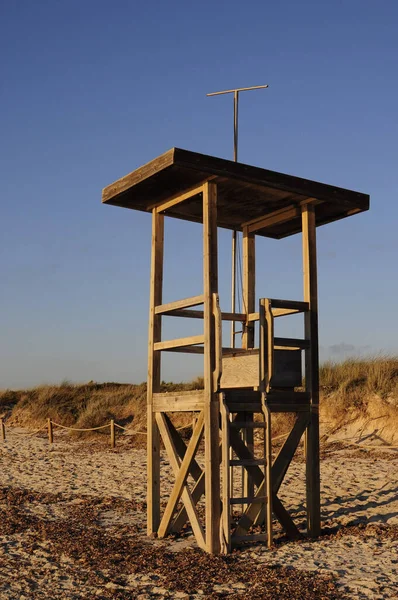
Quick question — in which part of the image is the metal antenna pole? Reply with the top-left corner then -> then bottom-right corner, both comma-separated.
207,85 -> 269,347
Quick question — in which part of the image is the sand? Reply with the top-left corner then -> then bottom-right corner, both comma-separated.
0,428 -> 397,599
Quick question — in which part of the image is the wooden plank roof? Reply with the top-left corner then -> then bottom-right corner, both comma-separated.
102,148 -> 369,238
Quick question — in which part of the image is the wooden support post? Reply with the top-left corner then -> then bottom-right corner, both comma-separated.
242,226 -> 255,499
203,181 -> 221,554
302,205 -> 321,537
47,418 -> 53,444
220,397 -> 231,554
147,210 -> 164,536
1,419 -> 5,442
242,226 -> 255,349
110,419 -> 115,448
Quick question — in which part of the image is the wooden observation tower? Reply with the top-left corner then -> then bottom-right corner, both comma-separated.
102,148 -> 369,554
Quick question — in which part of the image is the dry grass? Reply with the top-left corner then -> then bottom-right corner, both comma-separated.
1,358 -> 397,439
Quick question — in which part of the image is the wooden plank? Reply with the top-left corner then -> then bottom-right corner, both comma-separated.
152,181 -> 212,212
246,205 -> 300,234
155,295 -> 204,314
103,147 -> 370,213
272,494 -> 301,539
158,412 -> 204,538
302,205 -> 321,538
147,210 -> 164,536
203,181 -> 221,554
274,337 -> 309,350
167,346 -> 205,355
220,399 -> 231,554
154,334 -> 204,351
242,226 -> 255,348
242,226 -> 255,502
230,459 -> 266,467
230,497 -> 267,505
156,412 -> 206,549
272,413 -> 310,494
265,299 -> 274,392
261,398 -> 273,547
221,349 -> 302,389
166,415 -> 203,481
171,439 -> 224,534
152,392 -> 204,412
166,309 -> 246,321
269,299 -> 309,311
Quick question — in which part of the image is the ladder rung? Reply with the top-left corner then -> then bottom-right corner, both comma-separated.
274,337 -> 310,350
269,299 -> 309,312
232,533 -> 269,545
230,459 -> 266,467
230,422 -> 266,429
230,496 -> 267,505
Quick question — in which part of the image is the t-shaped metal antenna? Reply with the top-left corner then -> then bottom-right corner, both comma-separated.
207,84 -> 269,162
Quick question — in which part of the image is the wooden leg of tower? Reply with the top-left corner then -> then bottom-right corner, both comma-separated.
302,205 -> 321,537
220,396 -> 231,554
147,210 -> 164,536
242,226 -> 255,499
203,181 -> 221,554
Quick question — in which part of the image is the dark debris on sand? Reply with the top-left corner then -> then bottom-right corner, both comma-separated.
0,486 -> 355,598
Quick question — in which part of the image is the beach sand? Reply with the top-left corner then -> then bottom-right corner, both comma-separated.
0,429 -> 397,599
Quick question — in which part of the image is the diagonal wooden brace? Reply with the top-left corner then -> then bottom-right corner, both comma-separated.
156,412 -> 206,549
234,413 -> 309,537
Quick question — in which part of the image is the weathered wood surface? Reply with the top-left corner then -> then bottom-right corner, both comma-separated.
302,205 -> 321,538
221,349 -> 302,389
102,148 -> 369,239
203,181 -> 221,554
152,391 -> 204,412
147,210 -> 164,535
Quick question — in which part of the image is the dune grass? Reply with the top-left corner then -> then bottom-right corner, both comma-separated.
1,357 -> 397,437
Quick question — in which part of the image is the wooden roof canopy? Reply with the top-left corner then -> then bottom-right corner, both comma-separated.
102,148 -> 369,239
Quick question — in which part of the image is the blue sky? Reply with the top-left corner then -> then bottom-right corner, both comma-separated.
1,0 -> 397,388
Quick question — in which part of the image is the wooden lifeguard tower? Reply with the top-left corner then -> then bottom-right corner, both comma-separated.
102,148 -> 369,554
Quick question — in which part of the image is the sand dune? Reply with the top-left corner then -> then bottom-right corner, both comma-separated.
0,429 -> 397,599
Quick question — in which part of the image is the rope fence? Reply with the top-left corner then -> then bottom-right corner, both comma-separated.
0,417 -> 194,448
1,416 -> 397,451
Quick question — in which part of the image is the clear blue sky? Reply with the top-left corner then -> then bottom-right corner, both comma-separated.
1,0 -> 397,388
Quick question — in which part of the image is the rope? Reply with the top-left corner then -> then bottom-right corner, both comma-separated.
50,421 -> 110,432
5,426 -> 47,437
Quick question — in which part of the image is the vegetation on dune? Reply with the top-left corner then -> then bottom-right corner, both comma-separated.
0,358 -> 397,439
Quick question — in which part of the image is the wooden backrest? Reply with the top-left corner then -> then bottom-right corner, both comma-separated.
220,349 -> 302,389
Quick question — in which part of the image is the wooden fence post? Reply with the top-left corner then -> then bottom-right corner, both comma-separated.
110,419 -> 115,448
1,419 -> 5,442
47,418 -> 53,444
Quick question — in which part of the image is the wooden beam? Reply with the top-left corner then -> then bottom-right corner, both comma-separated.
156,412 -> 206,550
203,181 -> 221,554
245,205 -> 300,234
272,413 -> 310,493
220,399 -> 231,554
158,412 -> 204,538
155,295 -> 204,314
274,337 -> 310,350
152,391 -> 204,412
152,178 -> 219,213
242,226 -> 255,349
147,210 -> 164,536
166,309 -> 246,321
166,414 -> 203,481
302,205 -> 321,538
269,299 -> 309,311
154,334 -> 204,352
272,494 -> 301,539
